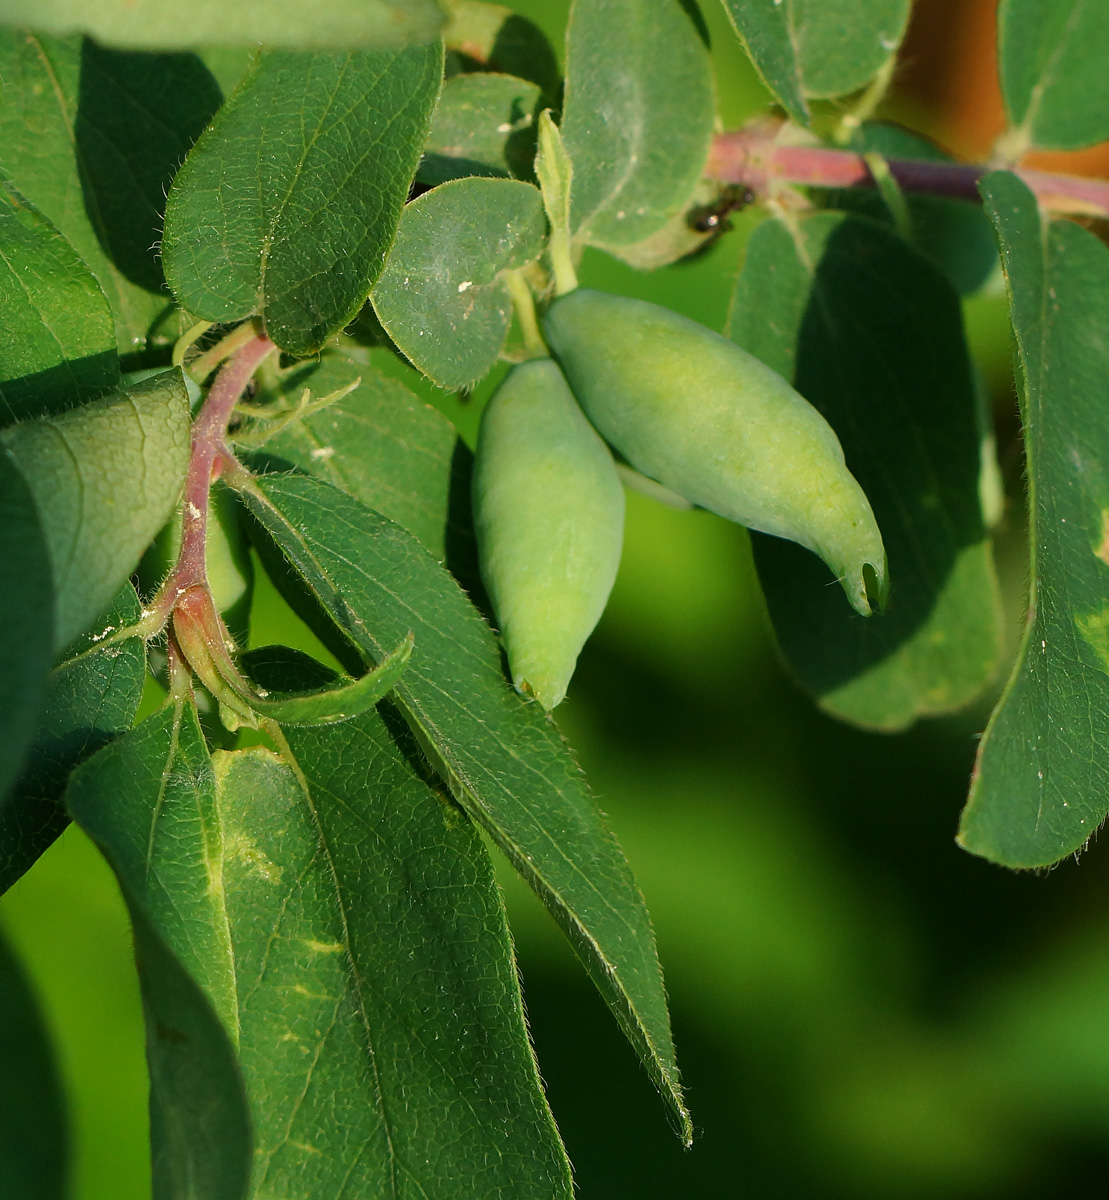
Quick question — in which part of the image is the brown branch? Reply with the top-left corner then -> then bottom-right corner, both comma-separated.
707,129 -> 1109,220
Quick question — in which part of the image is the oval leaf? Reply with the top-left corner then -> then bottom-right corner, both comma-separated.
721,0 -> 910,117
728,212 -> 1002,731
163,44 -> 443,356
999,0 -> 1109,151
372,176 -> 546,389
2,370 -> 190,651
561,0 -> 715,247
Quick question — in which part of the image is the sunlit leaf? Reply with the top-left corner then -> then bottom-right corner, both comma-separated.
240,471 -> 691,1142
163,45 -> 443,355
372,176 -> 546,389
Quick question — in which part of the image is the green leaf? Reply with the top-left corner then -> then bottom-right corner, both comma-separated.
70,675 -> 574,1197
721,0 -> 910,119
163,45 -> 443,356
0,450 -> 52,805
728,212 -> 1002,730
0,0 -> 447,51
243,631 -> 412,724
831,122 -> 999,297
443,0 -> 560,102
0,181 -> 117,425
240,471 -> 691,1142
371,177 -> 546,389
418,71 -> 541,185
66,700 -> 252,1200
999,0 -> 1109,151
960,173 -> 1109,867
242,352 -> 458,558
0,586 -> 145,895
561,0 -> 715,248
0,925 -> 68,1200
2,370 -> 190,651
0,34 -> 222,352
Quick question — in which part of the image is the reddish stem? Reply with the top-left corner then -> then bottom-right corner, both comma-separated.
173,334 -> 276,597
707,129 -> 1109,219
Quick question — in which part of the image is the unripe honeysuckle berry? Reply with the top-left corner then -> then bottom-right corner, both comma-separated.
543,289 -> 887,616
473,357 -> 625,709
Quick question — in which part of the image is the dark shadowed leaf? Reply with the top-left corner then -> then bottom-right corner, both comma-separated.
960,172 -> 1109,867
0,34 -> 222,351
239,471 -> 691,1142
0,586 -> 144,896
0,181 -> 117,425
444,0 -> 560,101
721,0 -> 910,118
0,926 -> 68,1200
999,0 -> 1109,151
831,122 -> 999,296
2,371 -> 189,650
729,212 -> 1002,730
0,0 -> 447,52
163,45 -> 443,356
66,700 -> 252,1200
418,72 -> 541,186
242,352 -> 457,557
561,0 -> 715,248
0,451 -> 52,813
372,176 -> 546,389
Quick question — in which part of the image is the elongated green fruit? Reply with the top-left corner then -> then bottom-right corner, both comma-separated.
544,290 -> 887,616
473,357 -> 624,709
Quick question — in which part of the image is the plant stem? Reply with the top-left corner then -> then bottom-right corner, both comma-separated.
707,128 -> 1109,219
505,269 -> 547,358
169,333 -> 276,600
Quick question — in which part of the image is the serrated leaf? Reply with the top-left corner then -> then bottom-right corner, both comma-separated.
0,451 -> 52,807
163,45 -> 443,356
418,71 -> 541,185
2,371 -> 190,651
721,0 -> 910,119
66,700 -> 252,1200
70,676 -> 574,1197
242,352 -> 458,557
0,586 -> 144,895
999,0 -> 1109,151
831,122 -> 998,296
959,173 -> 1109,867
239,471 -> 691,1143
0,181 -> 117,426
0,926 -> 68,1200
372,177 -> 546,389
728,212 -> 1002,730
561,0 -> 715,248
0,34 -> 222,352
0,0 -> 447,52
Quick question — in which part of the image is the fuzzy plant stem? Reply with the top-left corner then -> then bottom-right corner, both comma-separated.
707,129 -> 1109,219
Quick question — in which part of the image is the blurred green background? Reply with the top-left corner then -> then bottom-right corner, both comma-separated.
7,1 -> 1109,1196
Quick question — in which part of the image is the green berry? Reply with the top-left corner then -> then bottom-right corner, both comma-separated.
473,357 -> 624,709
543,289 -> 887,616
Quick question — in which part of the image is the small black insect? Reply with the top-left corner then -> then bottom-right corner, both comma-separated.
687,184 -> 756,235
